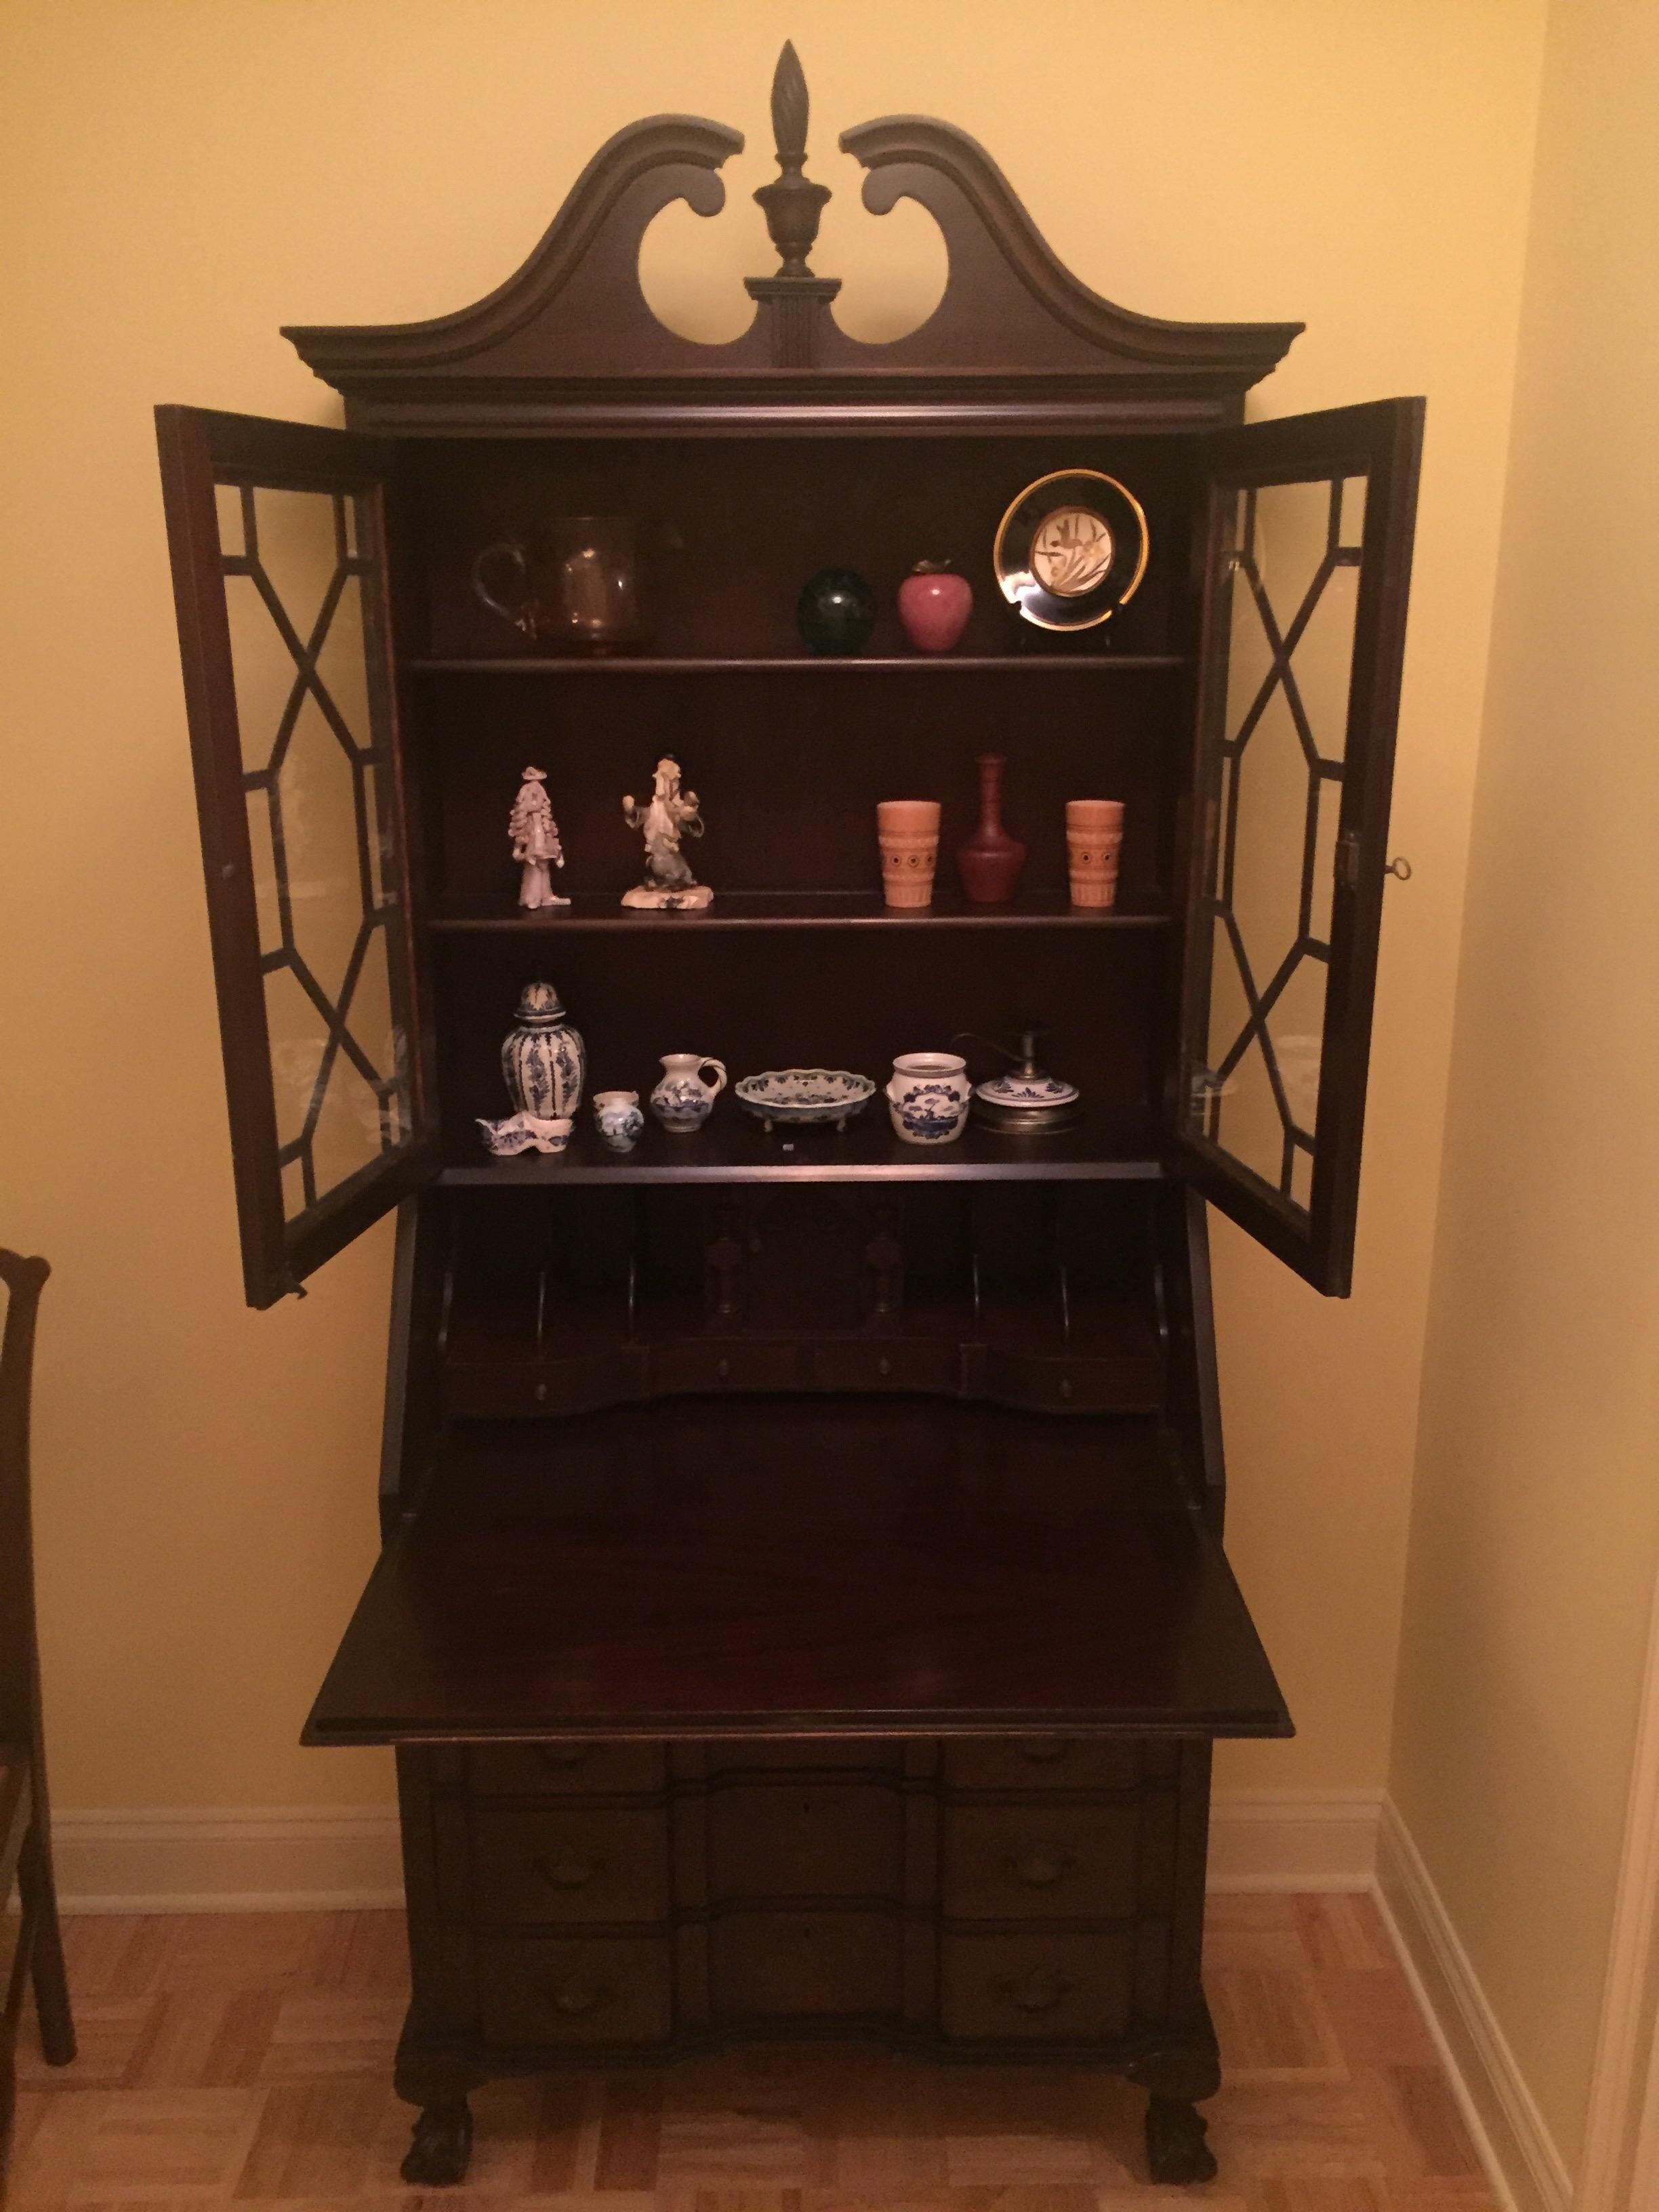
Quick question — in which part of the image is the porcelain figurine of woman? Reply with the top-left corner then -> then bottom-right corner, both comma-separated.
621,755 -> 712,910
508,766 -> 569,909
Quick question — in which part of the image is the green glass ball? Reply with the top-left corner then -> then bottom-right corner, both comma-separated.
796,567 -> 876,656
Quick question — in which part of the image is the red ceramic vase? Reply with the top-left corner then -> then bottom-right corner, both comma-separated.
897,560 -> 973,653
956,753 -> 1027,904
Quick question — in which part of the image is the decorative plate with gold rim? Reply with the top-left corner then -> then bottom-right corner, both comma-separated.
993,470 -> 1150,633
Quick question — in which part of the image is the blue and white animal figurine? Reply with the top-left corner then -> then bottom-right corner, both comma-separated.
649,1054 -> 727,1134
501,981 -> 586,1121
476,1113 -> 572,1158
592,1089 -> 645,1152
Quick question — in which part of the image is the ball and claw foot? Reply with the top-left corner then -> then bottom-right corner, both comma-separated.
1145,2093 -> 1217,2185
401,2098 -> 473,2186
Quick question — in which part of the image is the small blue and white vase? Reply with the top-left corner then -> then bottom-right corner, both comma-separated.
592,1089 -> 645,1152
501,981 -> 586,1122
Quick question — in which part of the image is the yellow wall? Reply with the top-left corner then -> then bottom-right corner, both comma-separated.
1389,0 -> 1659,2169
0,1 -> 1543,1814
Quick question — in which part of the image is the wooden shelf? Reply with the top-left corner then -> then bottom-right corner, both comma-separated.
411,653 -> 1185,676
441,1107 -> 1163,1187
428,891 -> 1170,935
304,1400 -> 1288,1744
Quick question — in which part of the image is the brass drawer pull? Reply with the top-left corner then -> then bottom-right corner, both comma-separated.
536,1851 -> 604,1890
1005,1847 -> 1074,1889
536,1744 -> 592,1772
547,1975 -> 607,2017
1016,1736 -> 1070,1765
999,1967 -> 1073,2014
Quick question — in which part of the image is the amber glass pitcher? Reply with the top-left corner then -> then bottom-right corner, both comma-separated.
471,514 -> 647,651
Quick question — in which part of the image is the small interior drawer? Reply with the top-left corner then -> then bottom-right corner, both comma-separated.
478,1933 -> 672,2047
941,1801 -> 1140,1920
469,1742 -> 666,1798
444,1351 -> 643,1419
708,1782 -> 904,1902
939,1929 -> 1134,2043
809,1340 -> 956,1393
943,1737 -> 1143,1794
650,1342 -> 799,1393
980,1347 -> 1163,1414
469,1805 -> 669,1925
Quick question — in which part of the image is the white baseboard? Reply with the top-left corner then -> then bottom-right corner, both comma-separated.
52,1808 -> 405,1913
1375,1797 -> 1571,2212
48,1789 -> 1379,1914
1208,1788 -> 1381,1891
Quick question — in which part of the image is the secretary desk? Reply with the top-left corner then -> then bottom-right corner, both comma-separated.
156,48 -> 1421,2187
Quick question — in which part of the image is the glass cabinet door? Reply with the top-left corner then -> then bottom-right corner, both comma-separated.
1177,399 -> 1423,1296
156,407 -> 435,1308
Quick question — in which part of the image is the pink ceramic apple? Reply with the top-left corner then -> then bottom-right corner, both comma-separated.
897,560 -> 973,653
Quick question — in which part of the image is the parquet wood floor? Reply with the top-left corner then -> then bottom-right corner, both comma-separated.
7,1896 -> 1496,2212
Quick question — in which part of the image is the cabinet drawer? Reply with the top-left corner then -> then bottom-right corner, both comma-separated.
651,1342 -> 798,1393
711,1910 -> 902,2020
941,1802 -> 1140,1920
939,1931 -> 1134,2043
981,1347 -> 1162,1416
478,1934 -> 672,2047
702,1741 -> 905,1778
809,1340 -> 955,1392
469,1742 -> 665,1798
445,1351 -> 641,1419
470,1806 -> 669,1925
708,1782 -> 903,1901
943,1738 -> 1142,1794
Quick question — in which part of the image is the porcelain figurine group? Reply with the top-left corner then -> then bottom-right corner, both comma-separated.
508,755 -> 713,916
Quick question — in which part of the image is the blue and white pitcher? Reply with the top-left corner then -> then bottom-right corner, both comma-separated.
649,1053 -> 726,1134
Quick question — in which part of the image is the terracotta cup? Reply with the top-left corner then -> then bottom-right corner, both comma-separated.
1066,799 -> 1125,909
877,800 -> 942,909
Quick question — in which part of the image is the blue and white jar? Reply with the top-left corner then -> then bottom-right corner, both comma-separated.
501,981 -> 586,1122
886,1051 -> 971,1145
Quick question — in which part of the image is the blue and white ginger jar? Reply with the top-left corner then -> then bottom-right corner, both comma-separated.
501,980 -> 586,1121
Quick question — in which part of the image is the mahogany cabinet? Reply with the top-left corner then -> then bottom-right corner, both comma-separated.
155,49 -> 1420,2187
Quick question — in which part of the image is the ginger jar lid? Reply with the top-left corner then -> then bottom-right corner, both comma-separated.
975,1069 -> 1081,1111
514,979 -> 568,1028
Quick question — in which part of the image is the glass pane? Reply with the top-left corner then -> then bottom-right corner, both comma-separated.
1290,1143 -> 1313,1209
220,484 -> 413,1225
214,482 -> 247,557
244,784 -> 283,959
312,570 -> 373,747
1192,472 -> 1366,1206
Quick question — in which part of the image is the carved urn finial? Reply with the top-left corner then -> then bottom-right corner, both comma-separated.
753,41 -> 832,279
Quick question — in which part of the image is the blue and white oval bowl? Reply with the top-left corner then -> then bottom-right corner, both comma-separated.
735,1069 -> 876,1132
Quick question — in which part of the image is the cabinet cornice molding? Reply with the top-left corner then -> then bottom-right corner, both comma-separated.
279,49 -> 1302,430
838,113 -> 1303,380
